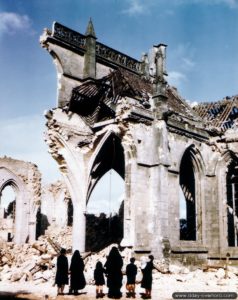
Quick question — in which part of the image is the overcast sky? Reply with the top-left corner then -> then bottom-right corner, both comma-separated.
0,0 -> 238,212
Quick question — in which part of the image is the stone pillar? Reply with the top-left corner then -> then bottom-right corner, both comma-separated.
83,18 -> 97,79
0,207 -> 4,219
28,220 -> 36,243
64,175 -> 86,252
132,164 -> 152,252
14,194 -> 28,244
149,117 -> 170,257
72,202 -> 86,252
63,170 -> 87,253
167,171 -> 180,247
121,161 -> 135,247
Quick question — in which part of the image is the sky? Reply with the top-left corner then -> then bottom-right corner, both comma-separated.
0,0 -> 238,213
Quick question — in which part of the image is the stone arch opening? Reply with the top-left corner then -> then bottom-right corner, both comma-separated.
0,183 -> 16,241
86,133 -> 125,251
215,151 -> 238,249
0,159 -> 41,244
87,133 -> 125,200
226,159 -> 238,246
179,146 -> 204,241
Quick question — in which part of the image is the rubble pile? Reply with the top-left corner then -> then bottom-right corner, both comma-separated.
44,225 -> 72,251
0,238 -> 56,284
0,229 -> 238,289
0,226 -> 72,284
0,234 -> 140,286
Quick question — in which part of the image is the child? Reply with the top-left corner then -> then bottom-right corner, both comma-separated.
141,255 -> 154,299
126,257 -> 137,298
94,261 -> 105,298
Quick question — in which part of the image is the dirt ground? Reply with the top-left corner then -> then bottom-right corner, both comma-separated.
0,272 -> 237,300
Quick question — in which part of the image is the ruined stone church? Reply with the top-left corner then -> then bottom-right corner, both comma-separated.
40,21 -> 238,263
1,19 -> 238,266
38,19 -> 238,264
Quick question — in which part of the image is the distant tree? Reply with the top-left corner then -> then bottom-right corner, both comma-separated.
85,201 -> 124,252
6,200 -> 16,219
67,198 -> 73,226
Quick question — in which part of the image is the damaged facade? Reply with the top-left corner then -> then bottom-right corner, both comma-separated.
40,20 -> 238,264
41,180 -> 71,233
0,157 -> 41,244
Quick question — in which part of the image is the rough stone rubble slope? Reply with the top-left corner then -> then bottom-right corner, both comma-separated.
0,227 -> 238,290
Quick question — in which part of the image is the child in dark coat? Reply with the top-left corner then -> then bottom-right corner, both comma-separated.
126,257 -> 137,298
141,255 -> 154,299
94,261 -> 105,298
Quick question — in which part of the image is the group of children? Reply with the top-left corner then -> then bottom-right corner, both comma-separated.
94,257 -> 138,299
94,255 -> 154,299
55,247 -> 154,299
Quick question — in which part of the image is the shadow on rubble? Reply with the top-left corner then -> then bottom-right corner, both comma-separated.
0,291 -> 37,299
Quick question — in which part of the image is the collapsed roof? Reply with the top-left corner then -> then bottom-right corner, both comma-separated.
67,68 -> 199,126
67,66 -> 238,133
68,68 -> 238,133
193,96 -> 238,131
41,21 -> 238,133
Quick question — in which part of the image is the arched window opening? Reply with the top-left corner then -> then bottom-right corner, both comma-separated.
86,169 -> 124,252
67,197 -> 73,227
226,161 -> 238,246
0,185 -> 16,241
179,150 -> 196,241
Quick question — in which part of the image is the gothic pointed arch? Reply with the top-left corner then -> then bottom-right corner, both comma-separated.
179,145 -> 205,241
86,131 -> 125,203
0,177 -> 18,241
0,158 -> 41,244
217,150 -> 238,247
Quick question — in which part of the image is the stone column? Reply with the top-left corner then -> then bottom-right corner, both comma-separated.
149,119 -> 170,257
58,143 -> 89,253
72,202 -> 86,252
121,161 -> 135,247
28,220 -> 36,243
132,164 -> 152,252
63,173 -> 87,253
14,194 -> 28,244
167,171 -> 180,246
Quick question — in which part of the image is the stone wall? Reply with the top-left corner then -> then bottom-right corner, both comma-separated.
0,157 -> 41,244
41,180 -> 70,232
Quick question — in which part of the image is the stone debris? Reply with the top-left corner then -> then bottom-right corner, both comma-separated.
168,264 -> 191,275
175,275 -> 186,282
0,228 -> 238,289
0,227 -> 68,284
215,268 -> 226,279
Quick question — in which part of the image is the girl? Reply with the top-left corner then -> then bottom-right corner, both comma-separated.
94,261 -> 105,298
141,255 -> 154,299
